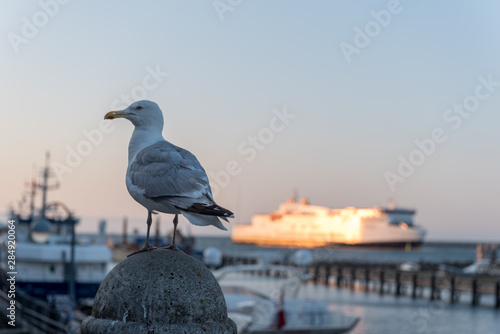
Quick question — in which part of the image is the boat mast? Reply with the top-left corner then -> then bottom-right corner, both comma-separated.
37,151 -> 59,219
39,152 -> 50,218
29,165 -> 37,219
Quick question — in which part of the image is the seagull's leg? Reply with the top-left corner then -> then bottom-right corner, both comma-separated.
164,214 -> 180,251
127,210 -> 157,257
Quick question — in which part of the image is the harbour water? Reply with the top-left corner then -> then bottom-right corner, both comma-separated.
199,237 -> 500,334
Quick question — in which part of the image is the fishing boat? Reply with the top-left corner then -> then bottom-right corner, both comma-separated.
0,153 -> 111,306
232,198 -> 425,248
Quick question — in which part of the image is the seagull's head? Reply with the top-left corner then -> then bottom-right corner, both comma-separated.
104,100 -> 164,129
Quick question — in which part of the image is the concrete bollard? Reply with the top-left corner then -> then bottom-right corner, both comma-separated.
82,249 -> 237,333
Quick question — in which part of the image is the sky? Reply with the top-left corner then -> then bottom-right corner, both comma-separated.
1,1 -> 499,241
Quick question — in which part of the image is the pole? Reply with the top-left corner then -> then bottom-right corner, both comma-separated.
69,214 -> 76,310
122,216 -> 128,246
40,152 -> 50,218
29,165 -> 36,219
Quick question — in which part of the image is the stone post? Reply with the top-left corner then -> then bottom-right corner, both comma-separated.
82,249 -> 237,333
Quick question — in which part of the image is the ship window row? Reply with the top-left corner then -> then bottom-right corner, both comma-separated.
388,218 -> 413,226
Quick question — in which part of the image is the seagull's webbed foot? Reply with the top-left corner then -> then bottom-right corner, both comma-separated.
162,244 -> 180,251
127,244 -> 157,257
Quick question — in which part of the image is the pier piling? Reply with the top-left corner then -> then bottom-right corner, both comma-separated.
395,271 -> 401,296
325,265 -> 331,286
336,266 -> 343,288
378,270 -> 385,295
364,267 -> 370,292
430,273 -> 436,301
450,276 -> 456,304
495,281 -> 500,309
350,267 -> 356,290
411,273 -> 418,299
313,264 -> 320,284
472,278 -> 479,306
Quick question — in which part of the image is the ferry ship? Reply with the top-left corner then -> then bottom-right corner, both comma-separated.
232,198 -> 426,248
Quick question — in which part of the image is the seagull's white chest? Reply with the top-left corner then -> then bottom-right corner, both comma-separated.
125,170 -> 147,204
125,127 -> 173,211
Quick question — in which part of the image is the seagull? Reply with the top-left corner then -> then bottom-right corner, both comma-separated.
104,100 -> 233,256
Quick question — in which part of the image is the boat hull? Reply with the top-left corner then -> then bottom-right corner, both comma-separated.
231,238 -> 424,248
16,280 -> 101,301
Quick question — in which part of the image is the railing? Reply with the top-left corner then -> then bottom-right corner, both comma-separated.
0,270 -> 68,334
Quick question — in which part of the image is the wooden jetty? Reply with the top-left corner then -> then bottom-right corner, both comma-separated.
310,262 -> 500,307
220,255 -> 500,308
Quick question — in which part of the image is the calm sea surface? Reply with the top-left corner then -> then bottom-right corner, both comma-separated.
197,237 -> 500,334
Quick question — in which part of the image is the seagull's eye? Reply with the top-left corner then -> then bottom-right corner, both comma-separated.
136,106 -> 143,110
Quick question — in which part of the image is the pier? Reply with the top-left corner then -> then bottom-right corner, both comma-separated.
311,262 -> 500,307
220,256 -> 500,308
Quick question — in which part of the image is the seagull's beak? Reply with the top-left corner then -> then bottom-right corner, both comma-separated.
104,110 -> 134,120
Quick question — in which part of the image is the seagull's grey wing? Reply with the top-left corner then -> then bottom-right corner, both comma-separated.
129,141 -> 213,203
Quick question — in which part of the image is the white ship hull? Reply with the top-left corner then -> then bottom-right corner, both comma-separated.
232,199 -> 426,248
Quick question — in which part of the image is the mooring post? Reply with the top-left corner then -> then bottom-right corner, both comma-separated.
472,278 -> 479,306
430,273 -> 436,301
411,273 -> 418,299
350,267 -> 356,290
395,270 -> 401,296
336,266 -> 343,288
314,264 -> 320,284
495,280 -> 500,309
364,266 -> 370,292
324,265 -> 331,286
450,276 -> 456,304
378,269 -> 385,295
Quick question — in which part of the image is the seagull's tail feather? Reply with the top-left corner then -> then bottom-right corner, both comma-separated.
182,202 -> 234,219
180,210 -> 228,231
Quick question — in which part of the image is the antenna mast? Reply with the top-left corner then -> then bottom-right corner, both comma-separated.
37,151 -> 59,218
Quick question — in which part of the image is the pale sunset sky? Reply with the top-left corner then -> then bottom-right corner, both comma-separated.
1,1 -> 499,241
